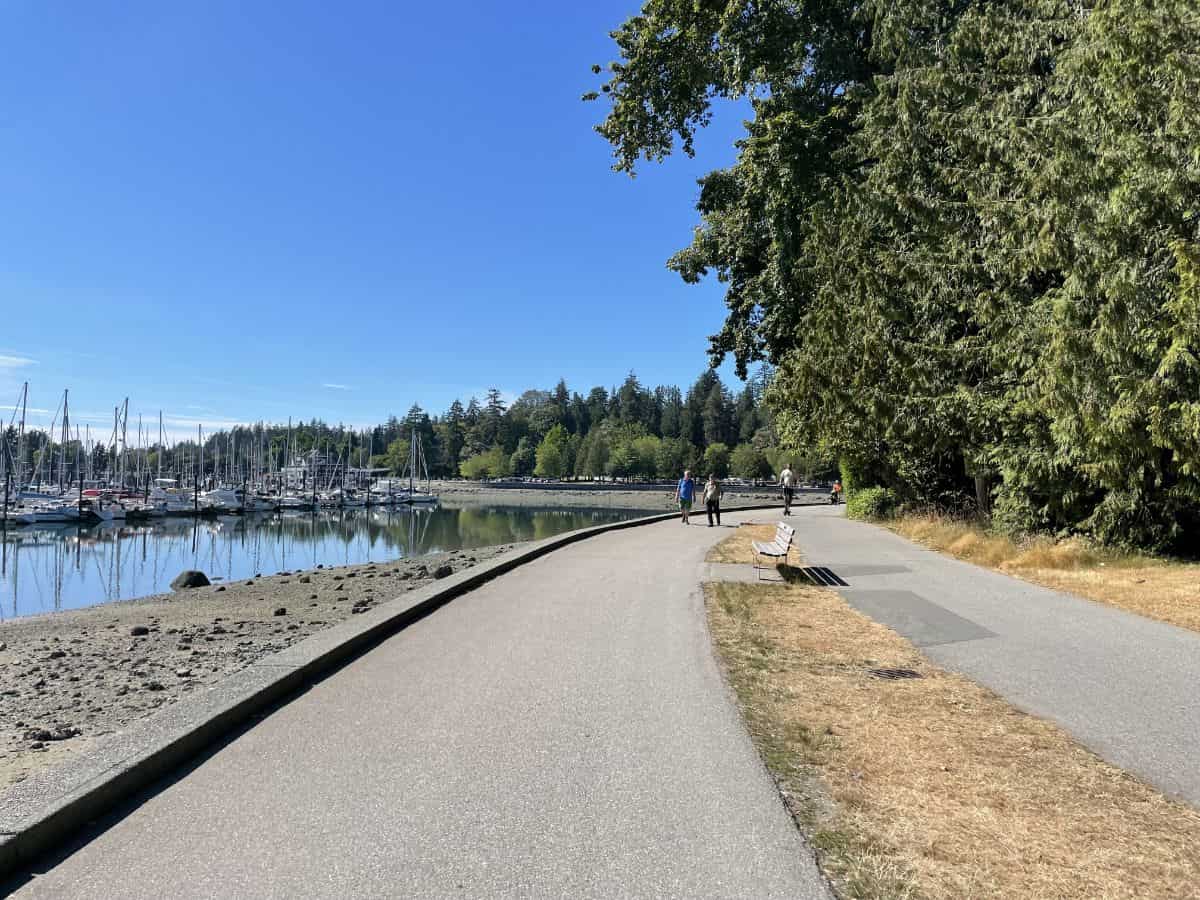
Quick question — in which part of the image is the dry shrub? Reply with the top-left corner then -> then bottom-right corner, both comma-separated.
889,515 -> 1200,634
706,580 -> 1200,900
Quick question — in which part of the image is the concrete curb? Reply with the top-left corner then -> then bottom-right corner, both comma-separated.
0,502 -> 789,877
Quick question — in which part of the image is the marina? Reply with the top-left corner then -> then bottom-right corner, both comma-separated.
2,382 -> 445,527
0,502 -> 654,620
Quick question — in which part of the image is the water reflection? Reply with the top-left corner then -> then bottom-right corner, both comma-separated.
0,504 -> 652,620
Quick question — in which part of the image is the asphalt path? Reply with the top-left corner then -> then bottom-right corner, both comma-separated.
788,505 -> 1200,808
9,514 -> 830,900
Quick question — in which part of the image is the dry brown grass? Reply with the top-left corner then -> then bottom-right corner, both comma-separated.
706,521 -> 784,564
705,580 -> 1200,900
892,514 -> 1200,634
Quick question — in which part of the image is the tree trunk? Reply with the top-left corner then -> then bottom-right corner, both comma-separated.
974,474 -> 990,520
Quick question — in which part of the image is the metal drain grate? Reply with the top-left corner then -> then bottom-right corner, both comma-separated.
868,667 -> 923,680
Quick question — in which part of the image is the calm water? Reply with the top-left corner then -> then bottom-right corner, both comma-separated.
0,503 -> 655,620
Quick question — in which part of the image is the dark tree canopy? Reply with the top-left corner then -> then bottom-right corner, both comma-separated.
590,0 -> 1200,552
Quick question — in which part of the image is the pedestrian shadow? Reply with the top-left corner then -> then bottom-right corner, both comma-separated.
780,564 -> 850,587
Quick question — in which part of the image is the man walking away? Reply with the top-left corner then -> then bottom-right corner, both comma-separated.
677,469 -> 696,524
779,465 -> 795,515
704,474 -> 722,527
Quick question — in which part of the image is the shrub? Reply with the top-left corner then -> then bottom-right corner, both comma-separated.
846,486 -> 897,521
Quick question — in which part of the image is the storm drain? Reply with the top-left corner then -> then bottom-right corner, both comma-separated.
868,667 -> 923,680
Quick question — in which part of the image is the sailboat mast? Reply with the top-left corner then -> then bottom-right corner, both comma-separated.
120,398 -> 129,489
16,382 -> 27,488
58,389 -> 70,492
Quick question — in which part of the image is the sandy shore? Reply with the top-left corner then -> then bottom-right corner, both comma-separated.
0,543 -> 520,791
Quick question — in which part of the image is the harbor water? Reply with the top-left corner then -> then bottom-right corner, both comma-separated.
0,502 -> 655,620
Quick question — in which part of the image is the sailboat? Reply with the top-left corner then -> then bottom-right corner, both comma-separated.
402,434 -> 438,506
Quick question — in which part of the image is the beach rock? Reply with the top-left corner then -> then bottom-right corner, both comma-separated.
25,725 -> 80,742
170,570 -> 211,590
214,586 -> 226,592
298,574 -> 311,584
273,607 -> 287,617
48,650 -> 66,660
0,642 -> 8,651
434,565 -> 453,580
175,668 -> 192,678
130,625 -> 150,637
144,681 -> 166,692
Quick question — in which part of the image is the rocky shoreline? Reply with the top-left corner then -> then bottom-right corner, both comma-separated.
0,543 -> 521,791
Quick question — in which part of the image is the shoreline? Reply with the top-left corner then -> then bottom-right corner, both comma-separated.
431,479 -> 797,510
0,485 -> 813,792
0,543 -> 520,791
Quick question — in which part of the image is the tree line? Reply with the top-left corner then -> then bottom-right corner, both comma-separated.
375,369 -> 828,481
590,1 -> 1200,553
1,369 -> 837,489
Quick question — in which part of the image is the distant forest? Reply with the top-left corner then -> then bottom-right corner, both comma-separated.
1,369 -> 835,488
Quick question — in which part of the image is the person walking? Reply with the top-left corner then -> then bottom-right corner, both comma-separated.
779,465 -> 796,515
676,469 -> 696,524
703,474 -> 722,527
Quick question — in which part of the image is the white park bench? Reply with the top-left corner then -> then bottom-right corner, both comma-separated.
752,522 -> 795,579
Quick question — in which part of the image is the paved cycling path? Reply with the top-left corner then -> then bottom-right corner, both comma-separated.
8,513 -> 830,900
789,506 -> 1200,808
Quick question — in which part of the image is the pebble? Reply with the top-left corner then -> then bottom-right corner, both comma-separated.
273,607 -> 287,616
130,626 -> 150,637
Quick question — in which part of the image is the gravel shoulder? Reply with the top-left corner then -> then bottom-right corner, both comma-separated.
0,543 -> 522,792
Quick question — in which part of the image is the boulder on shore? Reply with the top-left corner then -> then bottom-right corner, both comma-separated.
170,570 -> 211,590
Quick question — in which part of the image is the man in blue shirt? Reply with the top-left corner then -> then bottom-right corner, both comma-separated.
676,469 -> 696,524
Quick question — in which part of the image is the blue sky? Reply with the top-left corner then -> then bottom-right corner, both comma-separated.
1,1 -> 749,440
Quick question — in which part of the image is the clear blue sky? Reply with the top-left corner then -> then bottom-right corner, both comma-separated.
0,1 -> 749,441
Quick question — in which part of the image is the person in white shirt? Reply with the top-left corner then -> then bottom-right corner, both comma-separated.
779,466 -> 795,515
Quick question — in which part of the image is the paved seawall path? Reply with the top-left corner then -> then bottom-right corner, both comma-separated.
7,513 -> 831,899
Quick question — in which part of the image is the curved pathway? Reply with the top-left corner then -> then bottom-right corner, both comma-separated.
8,514 -> 830,899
